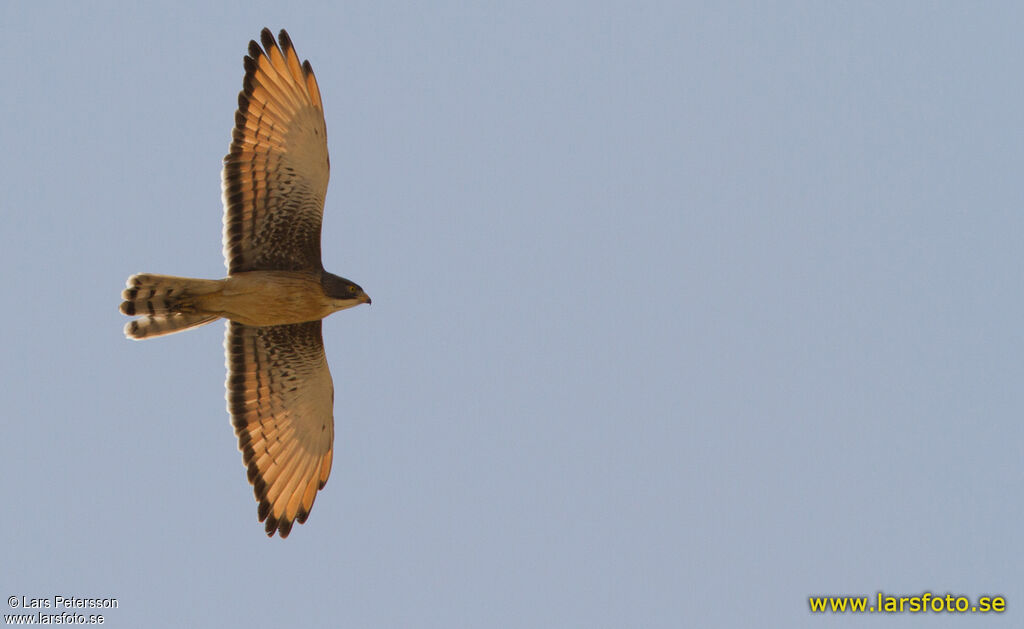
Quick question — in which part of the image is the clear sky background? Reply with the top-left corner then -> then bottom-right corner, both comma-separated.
1,2 -> 1021,627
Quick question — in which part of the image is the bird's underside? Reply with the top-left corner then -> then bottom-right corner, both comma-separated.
119,29 -> 369,538
120,271 -> 358,335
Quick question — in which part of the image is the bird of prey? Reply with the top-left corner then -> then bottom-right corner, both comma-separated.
119,29 -> 370,538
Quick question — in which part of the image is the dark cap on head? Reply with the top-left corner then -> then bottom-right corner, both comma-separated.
321,271 -> 369,303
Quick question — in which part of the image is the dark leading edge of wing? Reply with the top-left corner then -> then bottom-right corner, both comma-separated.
221,28 -> 331,274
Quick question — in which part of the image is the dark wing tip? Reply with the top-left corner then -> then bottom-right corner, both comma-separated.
251,472 -> 266,494
242,54 -> 258,77
260,514 -> 294,538
235,91 -> 249,115
247,40 -> 262,60
278,29 -> 293,53
260,28 -> 278,54
278,519 -> 294,538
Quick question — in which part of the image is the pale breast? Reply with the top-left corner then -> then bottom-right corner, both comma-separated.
203,271 -> 334,326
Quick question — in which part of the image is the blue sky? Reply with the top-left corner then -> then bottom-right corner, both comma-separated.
2,2 -> 1021,627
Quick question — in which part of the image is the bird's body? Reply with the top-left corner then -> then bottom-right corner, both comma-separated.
122,270 -> 366,334
119,28 -> 369,538
210,271 -> 365,326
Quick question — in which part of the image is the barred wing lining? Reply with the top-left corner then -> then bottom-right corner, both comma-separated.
222,28 -> 329,273
225,320 -> 334,537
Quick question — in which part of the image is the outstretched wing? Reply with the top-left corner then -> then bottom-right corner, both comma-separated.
225,321 -> 335,537
222,28 -> 329,273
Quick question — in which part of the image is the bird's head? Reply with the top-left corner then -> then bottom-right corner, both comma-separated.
322,272 -> 371,311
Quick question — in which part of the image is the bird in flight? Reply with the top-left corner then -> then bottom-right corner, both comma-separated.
120,29 -> 370,538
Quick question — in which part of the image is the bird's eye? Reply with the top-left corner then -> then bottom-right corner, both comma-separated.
349,286 -> 357,293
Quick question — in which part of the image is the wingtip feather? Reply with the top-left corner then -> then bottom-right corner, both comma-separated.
260,28 -> 277,53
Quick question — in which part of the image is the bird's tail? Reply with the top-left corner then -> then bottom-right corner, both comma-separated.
120,273 -> 222,340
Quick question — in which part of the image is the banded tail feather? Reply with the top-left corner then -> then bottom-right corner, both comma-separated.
120,274 -> 222,340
